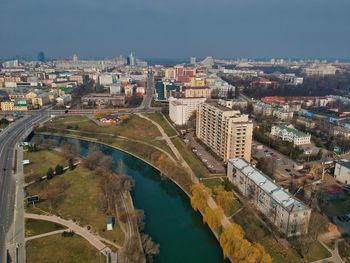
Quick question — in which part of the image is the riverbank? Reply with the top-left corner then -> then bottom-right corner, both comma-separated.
36,114 -> 238,261
35,133 -> 229,263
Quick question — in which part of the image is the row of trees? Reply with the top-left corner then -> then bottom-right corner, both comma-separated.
82,145 -> 159,263
46,164 -> 65,180
190,184 -> 272,262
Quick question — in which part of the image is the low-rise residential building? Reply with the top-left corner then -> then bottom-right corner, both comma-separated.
169,97 -> 206,126
31,93 -> 50,107
183,86 -> 211,98
253,101 -> 273,116
56,94 -> 72,106
303,65 -> 337,76
296,116 -> 316,129
271,125 -> 311,146
273,108 -> 294,121
82,93 -> 125,108
227,158 -> 311,237
334,160 -> 350,184
1,101 -> 14,111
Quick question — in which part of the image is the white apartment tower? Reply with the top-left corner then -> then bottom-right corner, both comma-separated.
196,101 -> 253,162
169,97 -> 206,126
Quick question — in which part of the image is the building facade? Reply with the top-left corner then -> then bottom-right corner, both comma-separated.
169,97 -> 206,126
183,87 -> 211,98
196,101 -> 253,161
271,125 -> 311,146
227,158 -> 311,237
334,161 -> 350,184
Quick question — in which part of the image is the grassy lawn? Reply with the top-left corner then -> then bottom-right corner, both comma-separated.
233,208 -> 330,263
202,177 -> 223,189
43,115 -> 176,159
171,137 -> 209,178
26,163 -> 124,246
25,219 -> 65,237
320,194 -> 350,216
26,234 -> 103,263
339,241 -> 350,262
144,112 -> 177,137
24,149 -> 67,183
47,115 -> 162,143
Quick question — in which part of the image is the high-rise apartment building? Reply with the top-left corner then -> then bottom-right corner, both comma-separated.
196,101 -> 253,161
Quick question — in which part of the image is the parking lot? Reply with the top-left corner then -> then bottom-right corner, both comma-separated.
252,141 -> 302,180
184,134 -> 225,174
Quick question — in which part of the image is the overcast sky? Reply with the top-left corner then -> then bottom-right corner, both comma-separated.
1,0 -> 349,60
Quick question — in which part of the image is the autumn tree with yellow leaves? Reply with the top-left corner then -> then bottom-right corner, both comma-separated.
190,183 -> 211,212
203,207 -> 224,230
220,224 -> 272,263
214,186 -> 236,215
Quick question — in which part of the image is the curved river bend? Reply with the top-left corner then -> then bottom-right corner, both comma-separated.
38,135 -> 229,263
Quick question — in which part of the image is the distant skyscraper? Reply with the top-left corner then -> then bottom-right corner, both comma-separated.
127,52 -> 136,67
73,54 -> 78,62
190,57 -> 196,65
37,51 -> 45,62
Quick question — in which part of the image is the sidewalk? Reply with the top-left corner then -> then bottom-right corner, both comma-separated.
24,213 -> 114,257
7,145 -> 26,263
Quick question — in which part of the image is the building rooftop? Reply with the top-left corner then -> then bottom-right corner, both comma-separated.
337,159 -> 350,170
229,158 -> 308,212
276,124 -> 309,138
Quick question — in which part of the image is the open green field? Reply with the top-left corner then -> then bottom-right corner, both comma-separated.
24,149 -> 67,183
26,157 -> 124,246
171,137 -> 209,178
25,219 -> 65,237
44,115 -> 176,158
145,112 -> 177,137
47,115 -> 162,143
26,234 -> 102,263
233,208 -> 330,263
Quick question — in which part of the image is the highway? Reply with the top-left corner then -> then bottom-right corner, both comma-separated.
0,75 -> 156,261
0,113 -> 48,262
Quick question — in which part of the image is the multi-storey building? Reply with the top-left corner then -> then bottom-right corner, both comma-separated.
271,124 -> 311,146
183,86 -> 211,98
334,160 -> 350,184
228,158 -> 311,237
196,101 -> 253,161
169,97 -> 206,126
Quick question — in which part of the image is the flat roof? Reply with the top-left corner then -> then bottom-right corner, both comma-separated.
229,158 -> 308,212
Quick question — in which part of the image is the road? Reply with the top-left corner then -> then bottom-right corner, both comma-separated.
0,77 -> 156,261
137,67 -> 154,111
0,112 -> 48,263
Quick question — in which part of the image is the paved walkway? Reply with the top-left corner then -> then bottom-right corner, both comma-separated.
25,229 -> 68,241
137,114 -> 197,181
138,115 -> 232,229
311,238 -> 344,263
25,213 -> 112,256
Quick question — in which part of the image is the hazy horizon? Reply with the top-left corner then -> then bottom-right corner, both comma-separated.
1,0 -> 349,60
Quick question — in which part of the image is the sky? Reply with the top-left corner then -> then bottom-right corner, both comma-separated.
0,0 -> 349,60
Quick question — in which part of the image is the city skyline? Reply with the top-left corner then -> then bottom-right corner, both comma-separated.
1,0 -> 350,60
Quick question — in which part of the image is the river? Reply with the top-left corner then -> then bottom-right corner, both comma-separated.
36,135 -> 229,263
